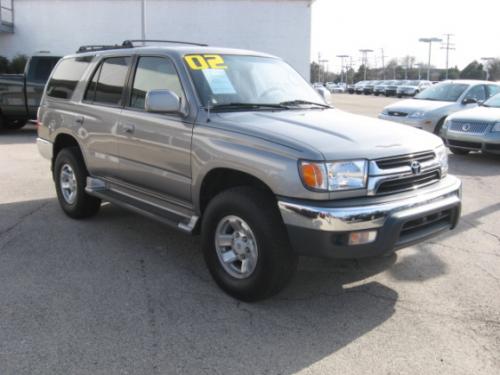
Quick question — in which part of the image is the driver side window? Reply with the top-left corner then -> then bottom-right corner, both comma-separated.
464,85 -> 486,102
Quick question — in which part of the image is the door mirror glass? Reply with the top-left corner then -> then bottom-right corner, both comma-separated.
145,89 -> 181,113
462,97 -> 478,105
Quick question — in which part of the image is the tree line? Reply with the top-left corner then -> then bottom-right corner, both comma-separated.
311,57 -> 500,83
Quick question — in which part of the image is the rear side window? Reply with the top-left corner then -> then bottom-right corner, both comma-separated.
130,56 -> 184,109
46,56 -> 93,99
85,56 -> 131,106
27,56 -> 61,83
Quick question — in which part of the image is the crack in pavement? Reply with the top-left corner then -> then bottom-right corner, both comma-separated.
0,202 -> 49,240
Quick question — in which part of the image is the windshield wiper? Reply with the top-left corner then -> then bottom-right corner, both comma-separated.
279,100 -> 331,108
210,102 -> 290,111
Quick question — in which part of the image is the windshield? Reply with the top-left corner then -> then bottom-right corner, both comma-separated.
483,93 -> 500,108
184,54 -> 324,109
414,82 -> 468,102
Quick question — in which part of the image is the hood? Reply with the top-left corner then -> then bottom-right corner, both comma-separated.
210,108 -> 442,160
447,106 -> 500,122
384,98 -> 455,113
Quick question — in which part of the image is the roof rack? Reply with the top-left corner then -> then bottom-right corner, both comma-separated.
76,44 -> 125,53
122,39 -> 208,48
76,39 -> 208,54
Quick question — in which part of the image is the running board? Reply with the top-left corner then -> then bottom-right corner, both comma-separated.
85,177 -> 199,233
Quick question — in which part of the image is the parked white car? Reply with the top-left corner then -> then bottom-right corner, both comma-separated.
379,80 -> 500,134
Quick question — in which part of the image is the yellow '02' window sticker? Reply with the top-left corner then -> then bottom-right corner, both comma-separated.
185,54 -> 227,70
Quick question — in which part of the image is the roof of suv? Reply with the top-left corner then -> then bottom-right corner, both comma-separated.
66,45 -> 278,60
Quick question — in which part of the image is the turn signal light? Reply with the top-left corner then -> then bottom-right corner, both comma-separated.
300,162 -> 327,190
348,230 -> 377,245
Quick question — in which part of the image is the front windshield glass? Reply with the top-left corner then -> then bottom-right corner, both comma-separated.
408,80 -> 419,85
184,54 -> 324,108
483,93 -> 500,108
414,82 -> 468,102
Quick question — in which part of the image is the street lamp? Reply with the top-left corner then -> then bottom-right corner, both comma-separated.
336,54 -> 349,84
419,37 -> 442,80
359,49 -> 374,81
481,57 -> 495,81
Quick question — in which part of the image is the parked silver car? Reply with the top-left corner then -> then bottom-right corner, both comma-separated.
379,80 -> 500,134
374,80 -> 395,96
442,93 -> 500,155
396,80 -> 432,98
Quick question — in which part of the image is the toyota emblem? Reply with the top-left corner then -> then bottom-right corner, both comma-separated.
462,123 -> 471,131
411,160 -> 422,175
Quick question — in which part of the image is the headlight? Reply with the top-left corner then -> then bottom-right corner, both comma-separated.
435,145 -> 448,177
299,160 -> 368,191
492,122 -> 500,132
442,118 -> 451,130
408,111 -> 426,119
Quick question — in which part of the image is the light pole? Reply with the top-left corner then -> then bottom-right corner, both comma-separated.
481,57 -> 495,81
336,54 -> 349,84
319,59 -> 329,84
415,63 -> 424,80
359,49 -> 373,80
419,37 -> 442,80
140,0 -> 146,40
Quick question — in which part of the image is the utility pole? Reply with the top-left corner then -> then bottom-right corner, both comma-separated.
415,63 -> 423,80
359,49 -> 373,81
140,0 -> 146,41
419,37 -> 442,80
481,57 -> 495,81
336,55 -> 349,84
441,34 -> 455,80
380,48 -> 387,80
319,57 -> 329,84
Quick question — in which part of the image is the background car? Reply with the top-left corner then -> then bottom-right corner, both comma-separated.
442,93 -> 500,155
363,80 -> 382,95
354,80 -> 369,94
379,80 -> 500,134
396,80 -> 432,98
384,80 -> 406,96
374,80 -> 394,96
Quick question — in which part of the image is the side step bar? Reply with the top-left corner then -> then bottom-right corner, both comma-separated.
85,177 -> 199,233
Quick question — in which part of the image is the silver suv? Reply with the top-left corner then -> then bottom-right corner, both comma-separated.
37,41 -> 462,301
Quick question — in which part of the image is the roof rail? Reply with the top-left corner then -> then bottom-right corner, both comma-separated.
122,39 -> 208,48
76,44 -> 125,53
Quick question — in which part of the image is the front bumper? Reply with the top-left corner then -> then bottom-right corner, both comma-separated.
278,175 -> 461,259
444,131 -> 500,154
37,137 -> 53,160
378,114 -> 436,132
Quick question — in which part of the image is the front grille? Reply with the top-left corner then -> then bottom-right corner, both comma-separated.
376,170 -> 440,195
387,111 -> 408,117
376,151 -> 435,169
449,120 -> 491,134
398,208 -> 453,244
448,139 -> 482,149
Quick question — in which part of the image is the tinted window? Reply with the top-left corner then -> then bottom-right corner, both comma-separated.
92,57 -> 131,106
46,56 -> 93,99
464,85 -> 486,102
130,57 -> 184,109
487,85 -> 500,98
27,56 -> 60,83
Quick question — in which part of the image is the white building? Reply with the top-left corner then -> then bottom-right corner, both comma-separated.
0,0 -> 313,79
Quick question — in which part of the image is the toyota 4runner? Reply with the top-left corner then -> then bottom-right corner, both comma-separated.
37,40 -> 462,301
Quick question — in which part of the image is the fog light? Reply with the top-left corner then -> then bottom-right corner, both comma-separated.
348,230 -> 377,245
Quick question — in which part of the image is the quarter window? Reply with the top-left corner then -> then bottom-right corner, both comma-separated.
464,85 -> 486,102
85,56 -> 131,106
46,56 -> 93,99
130,57 -> 184,109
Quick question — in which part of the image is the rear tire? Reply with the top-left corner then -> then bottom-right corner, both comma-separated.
449,147 -> 470,155
54,147 -> 101,219
201,187 -> 298,302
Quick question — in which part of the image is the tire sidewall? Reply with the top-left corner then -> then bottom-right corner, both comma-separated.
202,189 -> 292,300
54,148 -> 87,216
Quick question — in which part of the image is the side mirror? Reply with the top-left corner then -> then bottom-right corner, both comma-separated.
145,89 -> 183,114
315,88 -> 330,103
462,97 -> 478,105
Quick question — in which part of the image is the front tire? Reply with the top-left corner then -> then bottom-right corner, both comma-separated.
54,147 -> 101,219
201,187 -> 298,302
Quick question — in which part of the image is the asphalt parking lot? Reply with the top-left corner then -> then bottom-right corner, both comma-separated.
1,94 -> 499,375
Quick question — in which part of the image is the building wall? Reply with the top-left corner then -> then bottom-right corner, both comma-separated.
0,0 -> 312,79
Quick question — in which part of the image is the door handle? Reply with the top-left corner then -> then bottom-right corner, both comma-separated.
75,116 -> 84,125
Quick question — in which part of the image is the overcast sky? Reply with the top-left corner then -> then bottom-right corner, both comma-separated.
311,0 -> 500,72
